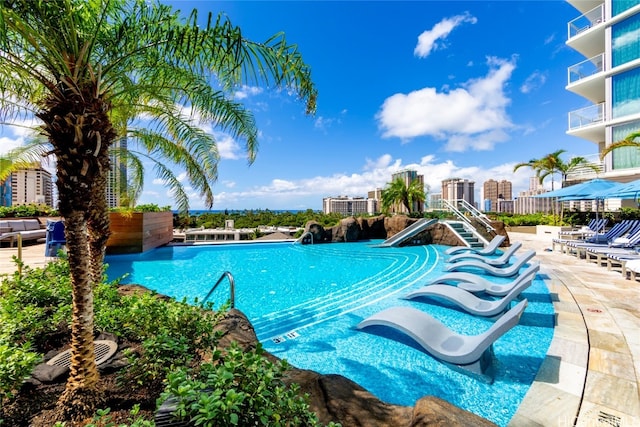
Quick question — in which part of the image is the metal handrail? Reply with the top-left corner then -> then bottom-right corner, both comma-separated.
456,199 -> 495,232
202,271 -> 235,308
294,231 -> 314,245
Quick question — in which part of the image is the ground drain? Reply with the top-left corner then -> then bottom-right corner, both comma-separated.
46,340 -> 118,368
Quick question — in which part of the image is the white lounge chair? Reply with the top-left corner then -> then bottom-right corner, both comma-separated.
356,299 -> 528,374
447,242 -> 522,266
425,263 -> 540,296
405,272 -> 532,317
444,250 -> 536,277
444,235 -> 506,256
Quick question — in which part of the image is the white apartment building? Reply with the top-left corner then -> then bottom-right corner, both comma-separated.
322,196 -> 375,215
441,178 -> 475,206
565,0 -> 640,184
10,164 -> 53,207
107,137 -> 127,208
514,177 -> 558,214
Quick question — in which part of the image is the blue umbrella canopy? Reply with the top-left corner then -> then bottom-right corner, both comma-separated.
534,178 -> 620,200
584,178 -> 640,200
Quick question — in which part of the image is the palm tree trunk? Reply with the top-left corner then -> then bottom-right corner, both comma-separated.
87,158 -> 111,285
55,209 -> 104,420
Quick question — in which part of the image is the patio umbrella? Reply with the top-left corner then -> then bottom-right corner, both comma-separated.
584,178 -> 640,200
534,178 -> 621,200
535,179 -> 622,230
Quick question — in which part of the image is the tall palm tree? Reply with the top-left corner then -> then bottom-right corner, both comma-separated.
0,0 -> 316,420
514,149 -> 566,190
514,149 -> 600,220
381,177 -> 425,214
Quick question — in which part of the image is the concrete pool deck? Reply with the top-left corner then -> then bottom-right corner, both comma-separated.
1,232 -> 638,426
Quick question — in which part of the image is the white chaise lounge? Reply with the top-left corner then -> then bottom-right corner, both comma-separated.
445,235 -> 505,256
447,242 -> 522,267
356,299 -> 528,374
426,263 -> 540,296
444,250 -> 536,278
404,273 -> 532,317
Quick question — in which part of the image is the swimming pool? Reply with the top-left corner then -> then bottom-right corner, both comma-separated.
105,240 -> 555,426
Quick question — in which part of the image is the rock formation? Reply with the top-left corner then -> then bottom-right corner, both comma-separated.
217,309 -> 497,427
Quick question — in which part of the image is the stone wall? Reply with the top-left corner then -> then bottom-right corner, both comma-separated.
304,215 -> 509,248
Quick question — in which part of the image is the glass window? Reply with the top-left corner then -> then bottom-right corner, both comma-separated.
611,120 -> 640,170
612,12 -> 640,67
612,68 -> 640,118
613,0 -> 640,16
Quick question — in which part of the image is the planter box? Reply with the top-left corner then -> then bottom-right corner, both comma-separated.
107,212 -> 173,254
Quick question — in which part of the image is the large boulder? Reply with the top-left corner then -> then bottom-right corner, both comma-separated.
328,217 -> 362,242
384,216 -> 419,238
220,309 -> 497,427
356,215 -> 387,239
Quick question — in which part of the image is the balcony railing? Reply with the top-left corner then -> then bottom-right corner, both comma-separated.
568,4 -> 605,39
564,153 -> 603,181
568,53 -> 605,84
568,103 -> 605,130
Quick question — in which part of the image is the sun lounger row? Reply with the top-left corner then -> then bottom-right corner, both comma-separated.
552,220 -> 640,279
357,240 -> 536,376
555,220 -> 640,255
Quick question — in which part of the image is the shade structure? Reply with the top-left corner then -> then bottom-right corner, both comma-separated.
583,178 -> 640,200
534,178 -> 621,200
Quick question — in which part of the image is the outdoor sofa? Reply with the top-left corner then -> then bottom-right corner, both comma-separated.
0,218 -> 46,246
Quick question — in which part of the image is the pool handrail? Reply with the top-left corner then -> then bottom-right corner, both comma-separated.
294,231 -> 314,245
202,271 -> 235,308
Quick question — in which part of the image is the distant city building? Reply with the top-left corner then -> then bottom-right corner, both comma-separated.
390,169 -> 425,214
10,163 -> 53,207
441,178 -> 475,206
429,193 -> 442,210
513,177 -> 557,214
322,196 -> 374,215
107,137 -> 127,208
482,179 -> 513,212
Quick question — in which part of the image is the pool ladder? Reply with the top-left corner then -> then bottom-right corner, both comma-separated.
202,271 -> 235,308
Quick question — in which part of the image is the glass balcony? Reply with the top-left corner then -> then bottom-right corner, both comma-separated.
568,4 -> 605,39
568,54 -> 605,84
568,103 -> 605,130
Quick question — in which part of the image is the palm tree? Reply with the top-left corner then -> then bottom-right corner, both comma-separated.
514,149 -> 600,221
381,177 -> 426,214
0,0 -> 316,420
600,131 -> 640,159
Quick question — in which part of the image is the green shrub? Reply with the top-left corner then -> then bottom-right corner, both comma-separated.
0,342 -> 41,401
161,342 -> 339,427
0,204 -> 58,218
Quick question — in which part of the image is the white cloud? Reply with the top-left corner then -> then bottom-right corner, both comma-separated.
234,85 -> 263,100
376,56 -> 515,151
613,28 -> 640,49
0,136 -> 25,155
214,132 -> 243,160
520,71 -> 547,94
414,12 -> 477,58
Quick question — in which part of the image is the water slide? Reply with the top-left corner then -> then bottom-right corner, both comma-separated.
374,218 -> 438,248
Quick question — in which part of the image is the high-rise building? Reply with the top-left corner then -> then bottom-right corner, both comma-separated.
514,177 -> 558,214
482,179 -> 513,212
323,196 -> 374,215
565,1 -> 640,184
441,178 -> 475,206
107,137 -> 128,208
10,163 -> 53,207
390,169 -> 425,213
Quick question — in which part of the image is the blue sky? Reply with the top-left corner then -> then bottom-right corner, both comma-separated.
0,1 -> 597,211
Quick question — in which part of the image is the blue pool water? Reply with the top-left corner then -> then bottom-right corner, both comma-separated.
105,241 -> 555,426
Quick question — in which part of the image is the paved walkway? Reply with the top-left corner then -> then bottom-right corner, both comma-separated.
1,234 -> 639,427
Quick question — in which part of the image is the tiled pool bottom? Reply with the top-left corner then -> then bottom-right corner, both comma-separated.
105,241 -> 554,426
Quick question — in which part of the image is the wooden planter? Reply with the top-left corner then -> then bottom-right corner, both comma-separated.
106,212 -> 173,254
